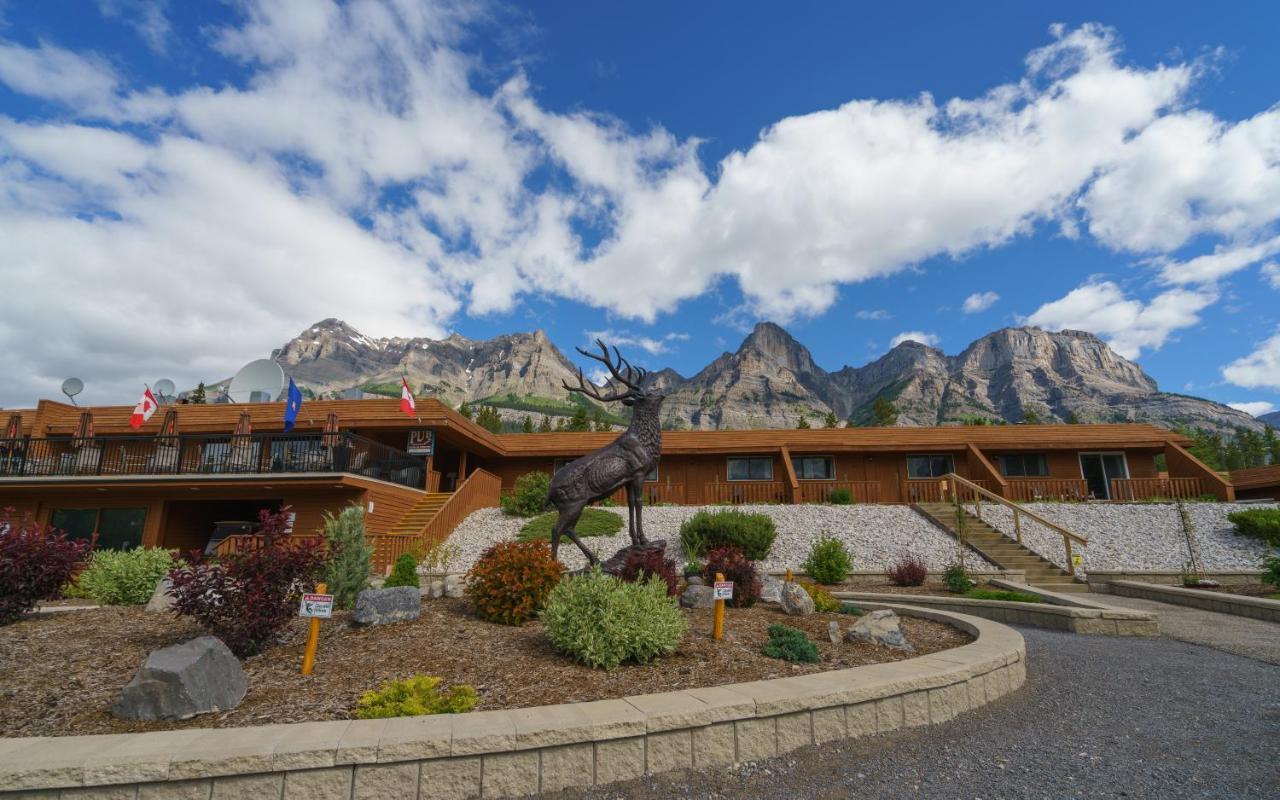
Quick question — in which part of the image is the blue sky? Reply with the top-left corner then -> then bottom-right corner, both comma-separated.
1,1 -> 1278,414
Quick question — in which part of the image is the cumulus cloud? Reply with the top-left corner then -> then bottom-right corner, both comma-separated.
890,331 -> 940,348
1024,279 -> 1216,358
1228,401 -> 1276,417
1262,262 -> 1280,290
962,291 -> 1000,314
855,309 -> 892,320
583,329 -> 688,357
1223,329 -> 1280,390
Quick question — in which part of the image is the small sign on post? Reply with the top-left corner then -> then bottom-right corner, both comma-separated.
300,593 -> 334,619
300,584 -> 331,676
712,581 -> 734,601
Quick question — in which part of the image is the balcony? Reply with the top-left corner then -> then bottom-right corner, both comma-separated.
0,431 -> 426,491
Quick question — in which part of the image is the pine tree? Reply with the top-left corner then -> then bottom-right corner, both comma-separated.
567,405 -> 591,432
822,411 -> 839,428
189,382 -> 207,404
538,415 -> 554,433
521,415 -> 534,433
1022,407 -> 1042,424
796,414 -> 810,429
319,506 -> 371,610
555,416 -> 568,431
591,407 -> 608,432
1265,426 -> 1280,465
475,405 -> 503,433
871,396 -> 898,426
459,403 -> 473,420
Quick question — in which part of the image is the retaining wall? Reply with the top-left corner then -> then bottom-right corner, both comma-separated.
0,605 -> 1024,800
836,592 -> 1157,637
1099,580 -> 1280,623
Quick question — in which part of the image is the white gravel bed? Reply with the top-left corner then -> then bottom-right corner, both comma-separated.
969,502 -> 1276,574
442,504 -> 994,574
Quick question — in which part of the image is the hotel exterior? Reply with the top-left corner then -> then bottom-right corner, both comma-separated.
0,396 -> 1234,570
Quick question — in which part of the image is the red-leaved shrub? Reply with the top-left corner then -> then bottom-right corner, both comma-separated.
168,507 -> 326,657
0,508 -> 94,625
465,540 -> 565,625
885,552 -> 929,586
615,548 -> 679,596
703,545 -> 762,608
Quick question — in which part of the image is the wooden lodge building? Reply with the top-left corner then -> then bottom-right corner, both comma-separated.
0,396 -> 1235,569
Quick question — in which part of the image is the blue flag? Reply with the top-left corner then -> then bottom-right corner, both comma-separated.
284,378 -> 302,432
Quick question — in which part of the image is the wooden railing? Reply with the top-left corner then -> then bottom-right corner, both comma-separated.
417,469 -> 502,551
945,473 -> 1088,577
702,481 -> 787,505
606,482 -> 687,506
904,478 -> 989,503
796,481 -> 882,503
1006,478 -> 1090,502
212,533 -> 324,558
1109,477 -> 1206,502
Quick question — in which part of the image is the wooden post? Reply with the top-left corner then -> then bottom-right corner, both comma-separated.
1013,510 -> 1022,543
785,568 -> 793,583
301,582 -> 326,676
1064,538 -> 1074,576
712,572 -> 725,641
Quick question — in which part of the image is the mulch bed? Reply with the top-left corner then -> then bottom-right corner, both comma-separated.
829,580 -> 955,595
0,600 -> 970,738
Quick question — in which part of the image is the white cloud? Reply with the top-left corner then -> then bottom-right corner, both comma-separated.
1223,329 -> 1280,390
1157,235 -> 1280,286
855,309 -> 891,320
0,41 -> 121,115
1228,401 -> 1276,417
1024,279 -> 1216,359
890,331 -> 940,348
97,1 -> 172,54
583,330 -> 688,357
962,291 -> 1000,314
1263,262 -> 1280,290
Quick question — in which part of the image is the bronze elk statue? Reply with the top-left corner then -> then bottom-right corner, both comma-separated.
547,340 -> 666,564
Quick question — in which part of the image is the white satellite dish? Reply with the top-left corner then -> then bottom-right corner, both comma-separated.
153,379 -> 176,403
61,377 -> 84,406
226,359 -> 285,403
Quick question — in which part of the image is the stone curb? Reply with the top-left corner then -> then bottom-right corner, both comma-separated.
0,605 -> 1024,799
1101,580 -> 1280,623
835,592 -> 1158,637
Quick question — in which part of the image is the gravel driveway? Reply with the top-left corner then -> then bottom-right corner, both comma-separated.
552,629 -> 1280,800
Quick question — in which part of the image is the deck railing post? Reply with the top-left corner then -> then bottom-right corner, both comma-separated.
1064,537 -> 1074,576
1013,510 -> 1022,543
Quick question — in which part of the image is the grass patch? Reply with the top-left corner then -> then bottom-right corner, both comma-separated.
517,508 -> 623,541
964,587 -> 1044,603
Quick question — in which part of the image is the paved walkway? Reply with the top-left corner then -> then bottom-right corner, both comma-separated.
557,628 -> 1280,800
1094,593 -> 1280,665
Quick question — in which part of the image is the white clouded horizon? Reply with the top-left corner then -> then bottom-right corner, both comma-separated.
890,331 -> 941,349
1223,329 -> 1280,391
1227,400 -> 1276,417
0,6 -> 1278,405
962,291 -> 1000,314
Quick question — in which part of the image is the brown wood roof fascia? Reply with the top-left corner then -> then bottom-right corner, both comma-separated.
1228,464 -> 1280,489
0,472 -> 427,495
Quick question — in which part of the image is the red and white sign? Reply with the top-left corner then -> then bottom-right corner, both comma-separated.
129,387 -> 159,429
400,377 -> 415,417
299,593 -> 334,619
713,581 -> 734,600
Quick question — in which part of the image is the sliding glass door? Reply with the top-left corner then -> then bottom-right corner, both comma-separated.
1079,453 -> 1128,500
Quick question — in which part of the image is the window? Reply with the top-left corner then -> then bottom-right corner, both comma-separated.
998,453 -> 1049,477
906,454 -> 954,479
49,507 -> 146,550
727,457 -> 773,481
792,456 -> 834,480
645,462 -> 659,482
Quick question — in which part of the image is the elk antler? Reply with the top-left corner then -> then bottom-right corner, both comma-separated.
562,339 -> 647,402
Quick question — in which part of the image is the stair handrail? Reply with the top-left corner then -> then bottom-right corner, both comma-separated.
418,468 -> 503,549
943,472 -> 1087,576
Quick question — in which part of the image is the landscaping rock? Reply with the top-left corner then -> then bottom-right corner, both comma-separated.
425,580 -> 445,599
352,586 -> 421,626
680,584 -> 715,609
113,636 -> 246,720
145,576 -> 174,613
686,575 -> 705,586
828,620 -> 842,644
444,574 -> 464,598
846,609 -> 914,651
760,574 -> 783,603
780,582 -> 815,616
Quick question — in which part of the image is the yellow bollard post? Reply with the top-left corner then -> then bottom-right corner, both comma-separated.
712,572 -> 725,641
785,568 -> 793,583
301,581 -> 327,677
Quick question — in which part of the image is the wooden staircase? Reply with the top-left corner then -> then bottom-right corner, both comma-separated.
387,492 -> 453,536
913,501 -> 1087,593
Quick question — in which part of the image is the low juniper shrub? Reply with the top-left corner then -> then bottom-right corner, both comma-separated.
885,552 -> 929,587
615,548 -> 680,597
0,508 -> 94,624
356,675 -> 477,719
465,540 -> 564,625
801,534 -> 851,585
680,509 -> 777,561
1227,509 -> 1280,547
761,623 -> 820,663
703,545 -> 762,608
838,602 -> 864,616
383,553 -> 421,589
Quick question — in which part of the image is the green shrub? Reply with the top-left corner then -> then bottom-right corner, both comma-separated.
79,548 -> 177,605
679,509 -> 776,561
465,540 -> 565,625
320,506 -> 371,609
383,553 -> 420,589
964,587 -> 1043,603
500,472 -> 552,517
1228,509 -> 1280,547
517,508 -> 622,541
801,534 -> 851,584
703,546 -> 762,608
542,569 -> 687,669
761,623 -> 820,663
798,580 -> 841,613
943,563 -> 975,594
827,487 -> 853,505
355,675 -> 478,719
838,602 -> 864,616
1261,553 -> 1280,587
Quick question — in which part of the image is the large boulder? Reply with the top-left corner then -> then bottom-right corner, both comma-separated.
113,636 -> 246,721
679,584 -> 715,609
760,575 -> 783,604
846,609 -> 914,652
780,582 -> 815,616
145,575 -> 174,613
352,586 -> 421,626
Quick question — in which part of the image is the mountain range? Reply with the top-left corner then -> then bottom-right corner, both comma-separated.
235,318 -> 1267,434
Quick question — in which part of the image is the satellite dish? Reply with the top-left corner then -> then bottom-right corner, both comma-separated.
61,377 -> 84,406
227,359 -> 285,403
154,379 -> 176,402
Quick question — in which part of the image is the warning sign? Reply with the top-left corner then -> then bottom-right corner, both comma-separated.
713,581 -> 734,600
299,593 -> 334,619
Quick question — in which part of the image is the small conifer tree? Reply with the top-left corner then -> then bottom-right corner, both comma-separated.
521,415 -> 534,433
320,505 -> 372,609
823,411 -> 838,428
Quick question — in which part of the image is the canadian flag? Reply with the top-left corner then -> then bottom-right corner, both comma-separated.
130,387 -> 159,429
400,377 -> 415,416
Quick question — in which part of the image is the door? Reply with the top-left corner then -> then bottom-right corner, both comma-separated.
1079,453 -> 1128,499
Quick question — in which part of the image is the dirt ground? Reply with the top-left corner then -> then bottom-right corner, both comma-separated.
0,599 -> 970,737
